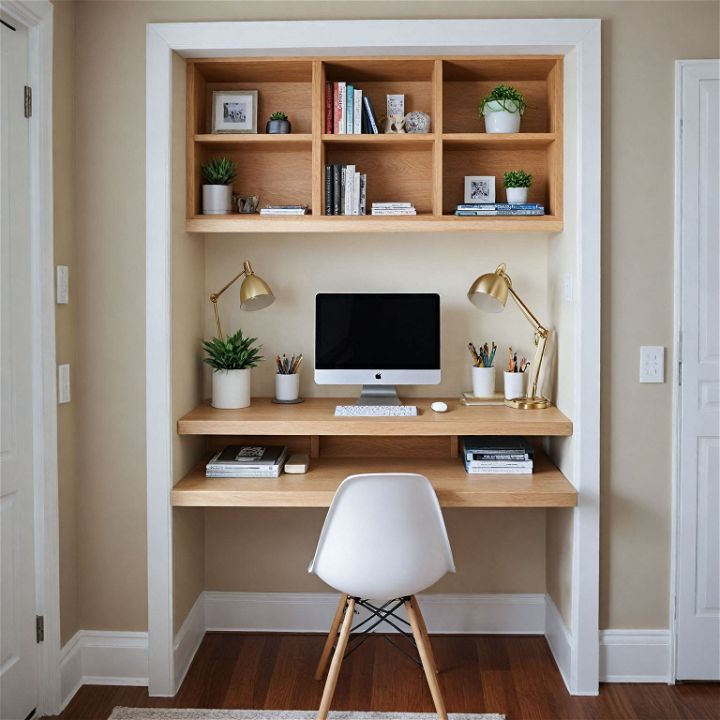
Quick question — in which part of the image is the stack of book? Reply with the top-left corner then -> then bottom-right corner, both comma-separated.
370,202 -> 416,216
324,165 -> 367,215
259,205 -> 309,216
325,82 -> 380,134
461,436 -> 534,474
455,203 -> 545,216
206,445 -> 288,478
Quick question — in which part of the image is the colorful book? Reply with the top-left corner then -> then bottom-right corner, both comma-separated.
338,81 -> 347,134
346,85 -> 354,136
362,95 -> 379,134
325,82 -> 333,134
333,82 -> 340,134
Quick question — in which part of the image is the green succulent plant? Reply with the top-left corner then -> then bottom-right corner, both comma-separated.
201,157 -> 237,185
503,170 -> 533,188
269,111 -> 288,121
202,329 -> 263,371
478,85 -> 527,116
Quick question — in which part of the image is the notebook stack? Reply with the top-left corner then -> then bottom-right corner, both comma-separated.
206,445 -> 288,478
371,202 -> 416,216
455,203 -> 545,216
259,205 -> 309,215
461,436 -> 534,474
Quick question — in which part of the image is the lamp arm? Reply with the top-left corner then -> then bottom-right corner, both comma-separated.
209,267 -> 249,341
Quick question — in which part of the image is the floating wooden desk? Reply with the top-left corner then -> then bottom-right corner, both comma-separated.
174,399 -> 576,508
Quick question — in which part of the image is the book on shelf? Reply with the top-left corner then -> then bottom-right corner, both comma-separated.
455,203 -> 545,217
464,464 -> 533,475
206,445 -> 288,478
362,95 -> 379,134
461,436 -> 535,462
326,81 -> 377,134
259,205 -> 309,215
347,85 -> 354,136
325,164 -> 367,215
371,202 -> 416,216
325,82 -> 333,134
460,391 -> 505,406
353,89 -> 363,134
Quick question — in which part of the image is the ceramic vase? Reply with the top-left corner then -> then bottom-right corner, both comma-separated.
506,186 -> 529,204
202,185 -> 233,215
211,368 -> 251,409
482,100 -> 522,133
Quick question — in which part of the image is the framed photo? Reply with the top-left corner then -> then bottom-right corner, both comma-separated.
464,175 -> 496,204
211,90 -> 258,133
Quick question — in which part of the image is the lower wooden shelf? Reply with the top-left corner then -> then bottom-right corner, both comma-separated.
171,452 -> 577,508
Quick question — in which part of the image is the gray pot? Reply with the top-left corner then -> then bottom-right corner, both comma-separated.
202,185 -> 232,215
266,119 -> 291,134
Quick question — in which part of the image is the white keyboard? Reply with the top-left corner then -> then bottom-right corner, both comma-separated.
335,405 -> 418,417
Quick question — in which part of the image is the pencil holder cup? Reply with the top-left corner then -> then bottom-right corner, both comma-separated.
504,371 -> 527,401
275,373 -> 300,401
472,366 -> 496,397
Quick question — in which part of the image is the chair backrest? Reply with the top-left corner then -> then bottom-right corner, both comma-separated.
309,473 -> 455,599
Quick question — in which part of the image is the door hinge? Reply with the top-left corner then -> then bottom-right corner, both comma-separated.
24,86 -> 32,118
36,615 -> 44,643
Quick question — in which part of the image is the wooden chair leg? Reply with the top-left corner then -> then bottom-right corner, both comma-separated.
406,597 -> 447,720
317,597 -> 355,720
410,595 -> 439,675
314,593 -> 349,680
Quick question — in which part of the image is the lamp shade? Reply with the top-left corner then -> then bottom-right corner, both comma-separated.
467,265 -> 509,313
239,261 -> 275,311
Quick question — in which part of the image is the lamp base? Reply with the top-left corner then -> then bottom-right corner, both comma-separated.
505,396 -> 553,410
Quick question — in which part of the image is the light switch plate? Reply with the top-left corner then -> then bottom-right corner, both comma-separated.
58,364 -> 71,403
56,265 -> 69,304
640,346 -> 664,383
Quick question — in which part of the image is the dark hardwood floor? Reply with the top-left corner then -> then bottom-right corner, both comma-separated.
47,632 -> 719,720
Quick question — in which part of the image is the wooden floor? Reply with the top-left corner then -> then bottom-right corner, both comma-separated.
48,632 -> 719,720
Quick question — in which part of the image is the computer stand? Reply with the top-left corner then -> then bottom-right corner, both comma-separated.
357,385 -> 401,406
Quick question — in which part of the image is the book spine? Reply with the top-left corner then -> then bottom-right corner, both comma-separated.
333,82 -> 340,134
354,89 -> 362,134
362,95 -> 379,134
361,102 -> 368,133
324,165 -> 332,215
338,82 -> 346,134
464,467 -> 533,475
344,165 -> 355,216
465,460 -> 534,469
325,82 -> 332,134
465,453 -> 530,461
359,174 -> 367,215
346,85 -> 354,135
353,171 -> 361,215
339,166 -> 346,215
333,165 -> 341,215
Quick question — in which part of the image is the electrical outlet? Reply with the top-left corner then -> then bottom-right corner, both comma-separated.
56,265 -> 69,304
58,364 -> 71,403
639,346 -> 664,383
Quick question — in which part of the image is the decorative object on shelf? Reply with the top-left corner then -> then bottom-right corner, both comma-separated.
211,89 -> 258,133
479,84 -> 527,134
234,194 -> 259,214
202,329 -> 264,409
386,94 -> 405,119
404,111 -> 431,133
468,341 -> 497,398
503,170 -> 533,204
266,111 -> 291,134
201,157 -> 237,215
464,175 -> 496,204
467,263 -> 552,409
275,353 -> 303,402
384,115 -> 406,133
209,260 -> 275,340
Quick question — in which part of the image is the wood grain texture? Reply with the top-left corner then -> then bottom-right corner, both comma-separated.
311,60 -> 324,217
177,398 -> 573,437
170,451 -> 577,508
44,633 -> 720,720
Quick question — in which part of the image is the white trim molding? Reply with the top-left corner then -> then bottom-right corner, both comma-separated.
146,18 -> 602,697
545,595 -> 574,692
600,630 -> 672,683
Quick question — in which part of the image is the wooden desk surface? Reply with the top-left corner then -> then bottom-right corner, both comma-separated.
178,398 -> 573,437
171,452 -> 577,508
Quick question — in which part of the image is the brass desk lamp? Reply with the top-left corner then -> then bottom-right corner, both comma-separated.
210,260 -> 274,340
467,263 -> 551,409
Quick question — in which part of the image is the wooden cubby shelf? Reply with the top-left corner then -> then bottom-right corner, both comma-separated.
187,55 -> 563,233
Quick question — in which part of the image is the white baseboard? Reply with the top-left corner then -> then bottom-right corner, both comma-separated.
59,630 -> 148,710
174,593 -> 206,693
600,629 -> 671,683
545,594 -> 574,690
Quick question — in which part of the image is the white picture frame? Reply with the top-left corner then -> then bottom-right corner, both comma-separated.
464,175 -> 496,204
211,90 -> 258,133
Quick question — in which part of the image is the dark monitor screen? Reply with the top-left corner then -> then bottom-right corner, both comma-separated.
315,293 -> 441,370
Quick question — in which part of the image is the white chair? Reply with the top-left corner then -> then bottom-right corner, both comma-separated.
309,472 -> 456,720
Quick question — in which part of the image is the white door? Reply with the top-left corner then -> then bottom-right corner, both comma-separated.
675,59 -> 720,681
0,16 -> 38,720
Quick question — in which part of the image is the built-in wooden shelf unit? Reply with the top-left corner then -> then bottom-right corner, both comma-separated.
186,55 -> 563,233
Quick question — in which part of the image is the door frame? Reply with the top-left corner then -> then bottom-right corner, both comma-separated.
0,0 -> 60,714
670,58 -> 720,684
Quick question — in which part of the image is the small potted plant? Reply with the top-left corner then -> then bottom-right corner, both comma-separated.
202,329 -> 263,409
266,111 -> 291,134
201,157 -> 237,215
503,170 -> 533,204
478,84 -> 527,133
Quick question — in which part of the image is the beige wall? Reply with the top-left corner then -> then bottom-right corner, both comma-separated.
55,0 -> 719,637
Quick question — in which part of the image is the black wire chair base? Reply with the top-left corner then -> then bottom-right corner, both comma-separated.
336,596 -> 422,668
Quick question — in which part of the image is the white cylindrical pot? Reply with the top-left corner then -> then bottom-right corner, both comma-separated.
211,368 -> 251,409
504,371 -> 527,401
203,185 -> 233,215
472,366 -> 496,397
275,373 -> 300,401
505,186 -> 529,204
482,101 -> 522,133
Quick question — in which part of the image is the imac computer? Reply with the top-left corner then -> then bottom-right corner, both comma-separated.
315,293 -> 441,405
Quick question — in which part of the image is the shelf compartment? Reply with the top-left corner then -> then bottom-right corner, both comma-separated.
171,451 -> 577,508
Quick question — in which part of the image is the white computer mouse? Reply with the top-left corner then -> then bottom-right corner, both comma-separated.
430,401 -> 448,413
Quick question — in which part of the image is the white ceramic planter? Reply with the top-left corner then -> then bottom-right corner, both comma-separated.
504,371 -> 527,401
211,368 -> 251,409
472,366 -> 496,397
505,186 -> 529,204
275,373 -> 300,401
482,100 -> 522,133
202,184 -> 233,215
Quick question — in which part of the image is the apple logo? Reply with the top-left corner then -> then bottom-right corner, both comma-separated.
375,372 -> 382,380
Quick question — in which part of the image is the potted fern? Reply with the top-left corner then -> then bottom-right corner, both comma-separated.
266,111 -> 291,134
202,329 -> 263,409
479,85 -> 527,134
201,157 -> 237,215
503,169 -> 533,204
